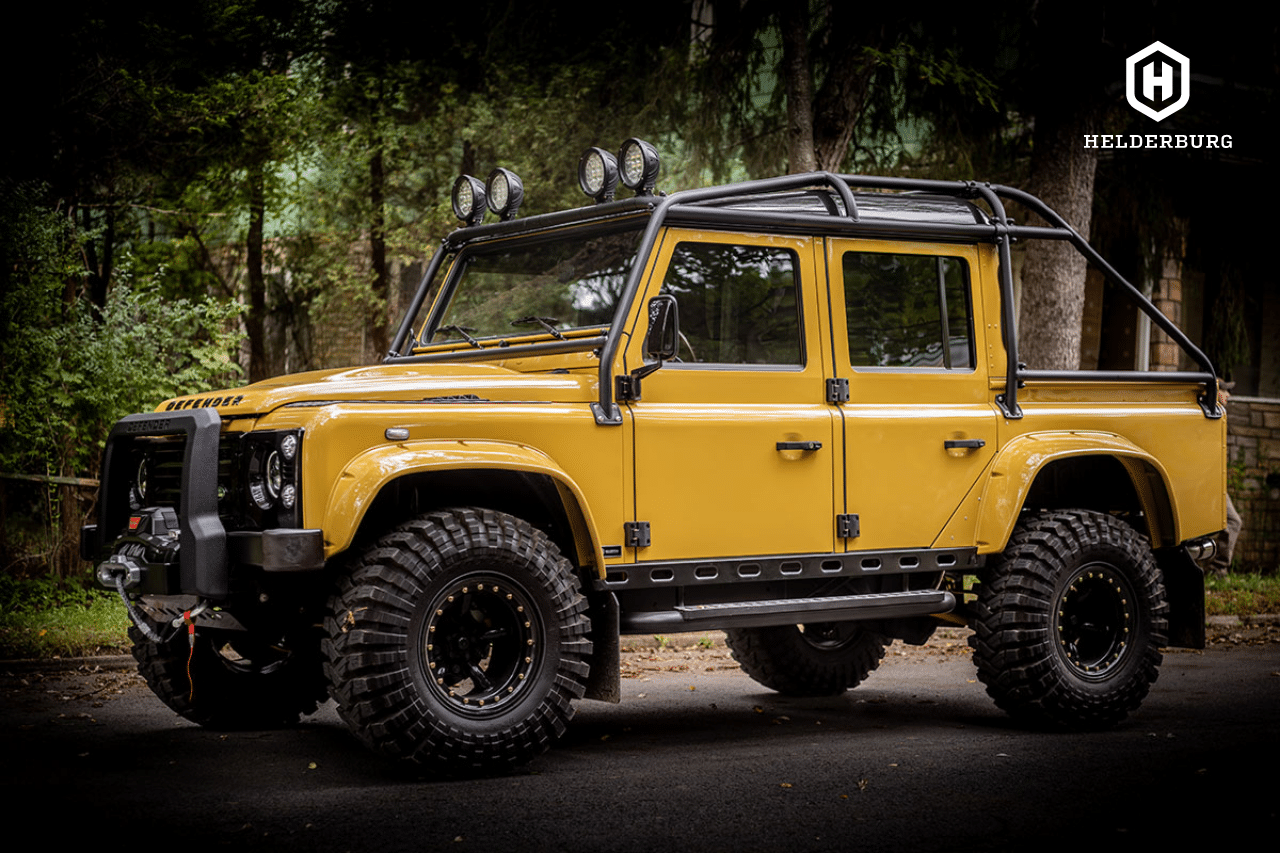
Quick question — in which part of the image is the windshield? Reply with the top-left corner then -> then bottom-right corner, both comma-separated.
425,223 -> 644,347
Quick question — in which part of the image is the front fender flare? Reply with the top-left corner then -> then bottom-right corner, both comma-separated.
320,439 -> 605,575
975,432 -> 1177,552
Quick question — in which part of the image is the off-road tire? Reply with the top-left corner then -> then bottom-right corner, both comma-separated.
324,508 -> 592,775
725,623 -> 889,696
130,601 -> 328,730
968,509 -> 1168,730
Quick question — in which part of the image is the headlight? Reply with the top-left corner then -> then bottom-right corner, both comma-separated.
452,175 -> 487,226
579,147 -> 619,203
131,456 -> 149,507
618,137 -> 660,195
243,430 -> 303,527
486,168 -> 524,220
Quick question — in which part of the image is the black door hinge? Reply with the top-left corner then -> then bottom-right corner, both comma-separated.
826,377 -> 849,403
624,521 -> 651,548
616,374 -> 640,402
836,514 -> 860,539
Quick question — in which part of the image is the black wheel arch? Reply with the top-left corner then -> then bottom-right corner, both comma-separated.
1017,454 -> 1202,648
342,469 -> 622,702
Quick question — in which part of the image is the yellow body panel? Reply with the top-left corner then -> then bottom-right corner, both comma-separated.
156,222 -> 1225,574
318,436 -> 606,566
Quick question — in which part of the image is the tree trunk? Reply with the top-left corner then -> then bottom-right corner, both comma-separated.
780,4 -> 815,174
245,159 -> 268,382
811,11 -> 883,173
1016,111 -> 1099,371
780,5 -> 886,174
369,139 -> 388,361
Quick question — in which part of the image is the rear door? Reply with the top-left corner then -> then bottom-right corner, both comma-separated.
825,238 -> 998,551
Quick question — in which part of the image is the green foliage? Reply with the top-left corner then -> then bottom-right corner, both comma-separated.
0,574 -> 130,658
1,191 -> 243,479
1206,572 -> 1280,618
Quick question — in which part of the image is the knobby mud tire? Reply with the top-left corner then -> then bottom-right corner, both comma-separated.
130,602 -> 328,730
968,509 -> 1169,730
324,508 -> 592,776
725,623 -> 889,696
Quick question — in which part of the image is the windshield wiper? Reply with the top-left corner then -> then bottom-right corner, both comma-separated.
435,325 -> 482,348
511,316 -> 566,341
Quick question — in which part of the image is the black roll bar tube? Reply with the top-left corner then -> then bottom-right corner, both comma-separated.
385,238 -> 455,360
386,171 -> 1220,421
991,184 -> 1220,417
592,172 -> 859,425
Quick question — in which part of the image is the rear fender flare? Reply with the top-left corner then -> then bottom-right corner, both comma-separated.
975,432 -> 1177,551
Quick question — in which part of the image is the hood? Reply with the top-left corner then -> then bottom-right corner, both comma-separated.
155,362 -> 597,417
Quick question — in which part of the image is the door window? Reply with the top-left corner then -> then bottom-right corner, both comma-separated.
842,252 -> 973,370
661,242 -> 803,365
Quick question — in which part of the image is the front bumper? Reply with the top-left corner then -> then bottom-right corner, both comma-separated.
81,409 -> 323,600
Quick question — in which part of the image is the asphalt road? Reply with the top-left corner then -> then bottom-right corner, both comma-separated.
3,627 -> 1277,852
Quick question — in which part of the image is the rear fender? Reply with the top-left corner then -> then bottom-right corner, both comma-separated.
975,432 -> 1177,551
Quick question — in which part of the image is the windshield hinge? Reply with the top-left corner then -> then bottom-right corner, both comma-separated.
624,521 -> 651,548
836,514 -> 860,539
826,378 -> 849,404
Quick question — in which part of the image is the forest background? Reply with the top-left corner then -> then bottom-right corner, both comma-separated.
1,0 -> 1275,579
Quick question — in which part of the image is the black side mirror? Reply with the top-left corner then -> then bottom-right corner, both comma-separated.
618,294 -> 680,402
644,294 -> 679,361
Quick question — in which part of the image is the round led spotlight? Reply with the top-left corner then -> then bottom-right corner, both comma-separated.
451,175 -> 487,226
579,147 -> 619,203
618,137 -> 660,195
486,168 -> 524,220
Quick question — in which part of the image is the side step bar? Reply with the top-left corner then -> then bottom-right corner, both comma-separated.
619,589 -> 956,634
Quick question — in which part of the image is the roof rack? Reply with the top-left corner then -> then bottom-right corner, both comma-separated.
386,172 -> 1220,424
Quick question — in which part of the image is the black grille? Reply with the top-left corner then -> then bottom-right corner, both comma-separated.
136,433 -> 257,529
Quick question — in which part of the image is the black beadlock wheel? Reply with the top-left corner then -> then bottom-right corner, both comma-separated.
323,508 -> 592,775
725,622 -> 889,696
968,509 -> 1169,730
129,601 -> 327,730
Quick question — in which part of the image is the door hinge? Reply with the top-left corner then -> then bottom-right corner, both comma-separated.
836,514 -> 860,539
616,374 -> 640,402
826,377 -> 849,403
624,521 -> 651,548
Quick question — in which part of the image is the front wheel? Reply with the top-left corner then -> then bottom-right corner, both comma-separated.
725,622 -> 889,696
968,509 -> 1168,730
324,508 -> 592,775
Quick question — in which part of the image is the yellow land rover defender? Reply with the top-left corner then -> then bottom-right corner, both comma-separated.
84,139 -> 1226,774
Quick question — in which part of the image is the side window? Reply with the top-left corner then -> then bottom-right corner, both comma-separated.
842,251 -> 973,369
661,242 -> 803,365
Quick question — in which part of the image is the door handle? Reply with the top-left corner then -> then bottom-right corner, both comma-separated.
944,439 -> 986,450
776,441 -> 822,452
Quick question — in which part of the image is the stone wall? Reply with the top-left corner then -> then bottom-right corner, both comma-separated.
1225,396 -> 1280,571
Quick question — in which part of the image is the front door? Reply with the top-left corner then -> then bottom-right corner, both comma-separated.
627,230 -> 837,562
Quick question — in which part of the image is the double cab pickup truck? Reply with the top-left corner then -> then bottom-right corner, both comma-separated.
84,138 -> 1226,775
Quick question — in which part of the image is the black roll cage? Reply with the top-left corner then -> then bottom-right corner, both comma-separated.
386,172 -> 1220,424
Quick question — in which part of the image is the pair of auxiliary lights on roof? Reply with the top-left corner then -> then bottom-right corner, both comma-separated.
451,137 -> 662,227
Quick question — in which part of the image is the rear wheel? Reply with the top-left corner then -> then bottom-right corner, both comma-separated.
725,622 -> 889,696
324,508 -> 591,775
968,509 -> 1168,730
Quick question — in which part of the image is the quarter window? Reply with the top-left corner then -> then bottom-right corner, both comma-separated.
843,252 -> 973,369
661,242 -> 803,365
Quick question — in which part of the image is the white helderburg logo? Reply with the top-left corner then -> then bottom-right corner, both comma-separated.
1126,41 -> 1190,121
